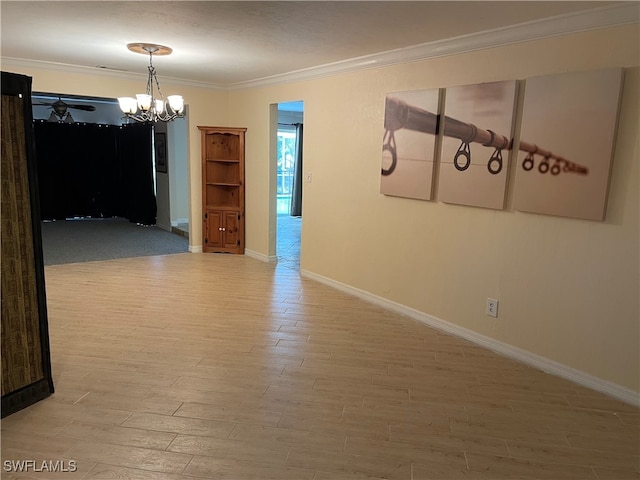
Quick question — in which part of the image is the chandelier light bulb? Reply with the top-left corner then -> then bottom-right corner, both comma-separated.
117,97 -> 137,114
136,94 -> 152,112
155,99 -> 165,114
167,95 -> 184,113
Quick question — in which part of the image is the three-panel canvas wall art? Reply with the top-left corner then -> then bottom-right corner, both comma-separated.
380,68 -> 624,221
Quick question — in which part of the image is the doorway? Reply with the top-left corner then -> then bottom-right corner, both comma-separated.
276,101 -> 304,269
32,92 -> 191,263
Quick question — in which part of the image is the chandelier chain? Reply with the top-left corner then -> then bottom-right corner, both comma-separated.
147,51 -> 165,101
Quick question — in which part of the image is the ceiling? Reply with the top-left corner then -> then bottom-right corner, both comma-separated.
0,1 -> 633,88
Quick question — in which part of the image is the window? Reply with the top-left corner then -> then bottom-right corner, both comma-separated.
277,128 -> 296,214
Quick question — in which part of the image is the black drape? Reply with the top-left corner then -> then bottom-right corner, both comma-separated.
119,123 -> 156,225
33,121 -> 156,225
34,122 -> 121,220
290,122 -> 304,217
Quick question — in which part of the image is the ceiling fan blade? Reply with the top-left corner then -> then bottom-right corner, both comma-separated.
33,102 -> 54,106
67,104 -> 96,112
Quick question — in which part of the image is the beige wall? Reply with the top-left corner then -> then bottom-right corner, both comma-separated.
229,24 -> 639,393
5,23 -> 638,394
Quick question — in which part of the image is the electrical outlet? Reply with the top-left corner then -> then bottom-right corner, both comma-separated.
487,298 -> 499,318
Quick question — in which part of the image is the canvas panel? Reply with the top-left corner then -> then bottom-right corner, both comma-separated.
513,68 -> 623,221
380,89 -> 440,201
438,80 -> 518,210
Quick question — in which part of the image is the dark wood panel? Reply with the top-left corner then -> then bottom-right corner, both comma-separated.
1,95 -> 44,395
1,71 -> 53,417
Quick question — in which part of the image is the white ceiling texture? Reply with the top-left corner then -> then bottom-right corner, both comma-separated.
1,1 -> 636,91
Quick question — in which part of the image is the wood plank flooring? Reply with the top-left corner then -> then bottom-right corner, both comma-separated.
1,253 -> 638,479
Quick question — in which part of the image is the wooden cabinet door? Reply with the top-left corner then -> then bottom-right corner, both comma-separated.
204,210 -> 223,250
222,211 -> 240,250
204,209 -> 242,253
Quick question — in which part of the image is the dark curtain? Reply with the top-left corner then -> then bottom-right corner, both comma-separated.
289,122 -> 304,217
34,122 -> 121,220
33,121 -> 156,225
119,122 -> 156,226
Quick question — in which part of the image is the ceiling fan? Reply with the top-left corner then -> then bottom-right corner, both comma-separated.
33,97 -> 96,123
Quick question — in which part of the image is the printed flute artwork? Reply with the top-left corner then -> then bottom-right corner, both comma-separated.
381,96 -> 589,177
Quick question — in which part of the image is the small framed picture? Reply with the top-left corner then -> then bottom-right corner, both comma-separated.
155,132 -> 167,173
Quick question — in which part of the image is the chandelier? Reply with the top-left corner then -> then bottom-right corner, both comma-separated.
118,43 -> 184,123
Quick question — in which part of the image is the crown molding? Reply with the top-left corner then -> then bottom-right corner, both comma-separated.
0,57 -> 226,90
228,2 -> 640,90
1,3 -> 637,92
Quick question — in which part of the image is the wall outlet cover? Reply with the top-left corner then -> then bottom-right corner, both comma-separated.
487,298 -> 499,318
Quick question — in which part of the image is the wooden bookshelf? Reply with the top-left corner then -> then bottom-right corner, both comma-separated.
198,126 -> 246,253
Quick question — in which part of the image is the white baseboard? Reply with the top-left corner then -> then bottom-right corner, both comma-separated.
189,245 -> 203,253
171,218 -> 189,227
156,222 -> 171,232
245,249 -> 278,263
301,269 -> 639,407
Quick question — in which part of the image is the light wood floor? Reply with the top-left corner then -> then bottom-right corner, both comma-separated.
1,253 -> 638,480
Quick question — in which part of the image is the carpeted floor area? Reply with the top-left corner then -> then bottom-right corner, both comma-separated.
41,218 -> 189,265
42,215 -> 302,271
41,215 -> 302,268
